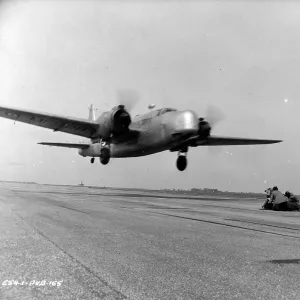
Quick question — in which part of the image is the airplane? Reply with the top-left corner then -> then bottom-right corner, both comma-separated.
0,100 -> 282,171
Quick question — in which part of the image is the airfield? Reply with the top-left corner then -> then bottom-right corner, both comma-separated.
1,182 -> 300,300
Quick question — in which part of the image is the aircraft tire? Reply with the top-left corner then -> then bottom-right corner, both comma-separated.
91,157 -> 95,164
176,156 -> 187,171
100,148 -> 110,165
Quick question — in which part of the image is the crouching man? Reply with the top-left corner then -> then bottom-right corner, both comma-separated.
270,186 -> 288,211
262,188 -> 273,210
284,191 -> 300,211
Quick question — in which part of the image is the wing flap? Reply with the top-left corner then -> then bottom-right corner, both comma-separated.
188,135 -> 282,146
0,106 -> 99,138
38,142 -> 90,149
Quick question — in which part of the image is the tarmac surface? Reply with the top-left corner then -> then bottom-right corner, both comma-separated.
1,182 -> 300,300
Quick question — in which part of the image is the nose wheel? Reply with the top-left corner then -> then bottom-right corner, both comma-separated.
176,154 -> 187,171
90,157 -> 95,164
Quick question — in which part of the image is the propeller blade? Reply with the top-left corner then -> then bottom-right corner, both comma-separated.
204,105 -> 226,155
117,89 -> 140,112
206,104 -> 226,128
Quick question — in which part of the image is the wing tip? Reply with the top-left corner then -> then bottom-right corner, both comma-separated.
38,142 -> 52,147
37,142 -> 52,146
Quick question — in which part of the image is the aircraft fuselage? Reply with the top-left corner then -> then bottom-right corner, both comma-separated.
78,109 -> 199,158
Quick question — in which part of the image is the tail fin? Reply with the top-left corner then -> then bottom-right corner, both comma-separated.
88,104 -> 96,121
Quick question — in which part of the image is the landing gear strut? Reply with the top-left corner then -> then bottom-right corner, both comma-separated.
176,148 -> 188,171
90,157 -> 95,164
100,148 -> 110,165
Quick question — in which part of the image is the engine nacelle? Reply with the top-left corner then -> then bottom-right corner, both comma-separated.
198,118 -> 211,138
95,105 -> 131,139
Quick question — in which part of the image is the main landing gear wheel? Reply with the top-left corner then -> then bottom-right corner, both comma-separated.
90,157 -> 95,164
100,148 -> 110,165
176,155 -> 187,171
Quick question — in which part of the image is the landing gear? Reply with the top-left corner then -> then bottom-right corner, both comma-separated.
176,155 -> 187,171
176,147 -> 188,171
89,140 -> 111,165
100,148 -> 110,165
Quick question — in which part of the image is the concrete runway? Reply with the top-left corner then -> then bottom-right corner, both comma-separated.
1,182 -> 300,300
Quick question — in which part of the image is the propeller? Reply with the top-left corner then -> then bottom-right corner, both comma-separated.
201,105 -> 226,155
117,89 -> 140,113
205,104 -> 226,128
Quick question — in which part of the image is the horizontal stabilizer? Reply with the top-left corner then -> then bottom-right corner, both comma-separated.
38,142 -> 90,149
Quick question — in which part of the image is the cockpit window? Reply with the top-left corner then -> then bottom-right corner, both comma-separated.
159,108 -> 177,115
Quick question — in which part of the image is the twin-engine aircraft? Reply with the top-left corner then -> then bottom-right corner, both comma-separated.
0,99 -> 281,171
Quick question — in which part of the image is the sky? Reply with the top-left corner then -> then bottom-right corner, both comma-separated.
0,0 -> 299,193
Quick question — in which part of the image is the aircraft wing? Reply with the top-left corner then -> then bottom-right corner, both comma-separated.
38,142 -> 90,149
0,105 -> 99,138
187,135 -> 282,147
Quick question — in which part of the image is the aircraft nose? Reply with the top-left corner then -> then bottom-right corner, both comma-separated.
175,110 -> 198,134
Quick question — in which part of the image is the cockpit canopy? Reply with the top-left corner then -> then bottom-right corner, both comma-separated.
158,108 -> 177,115
134,107 -> 177,121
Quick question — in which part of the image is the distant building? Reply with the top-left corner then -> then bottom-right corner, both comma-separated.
190,188 -> 219,193
78,181 -> 84,187
203,188 -> 219,193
